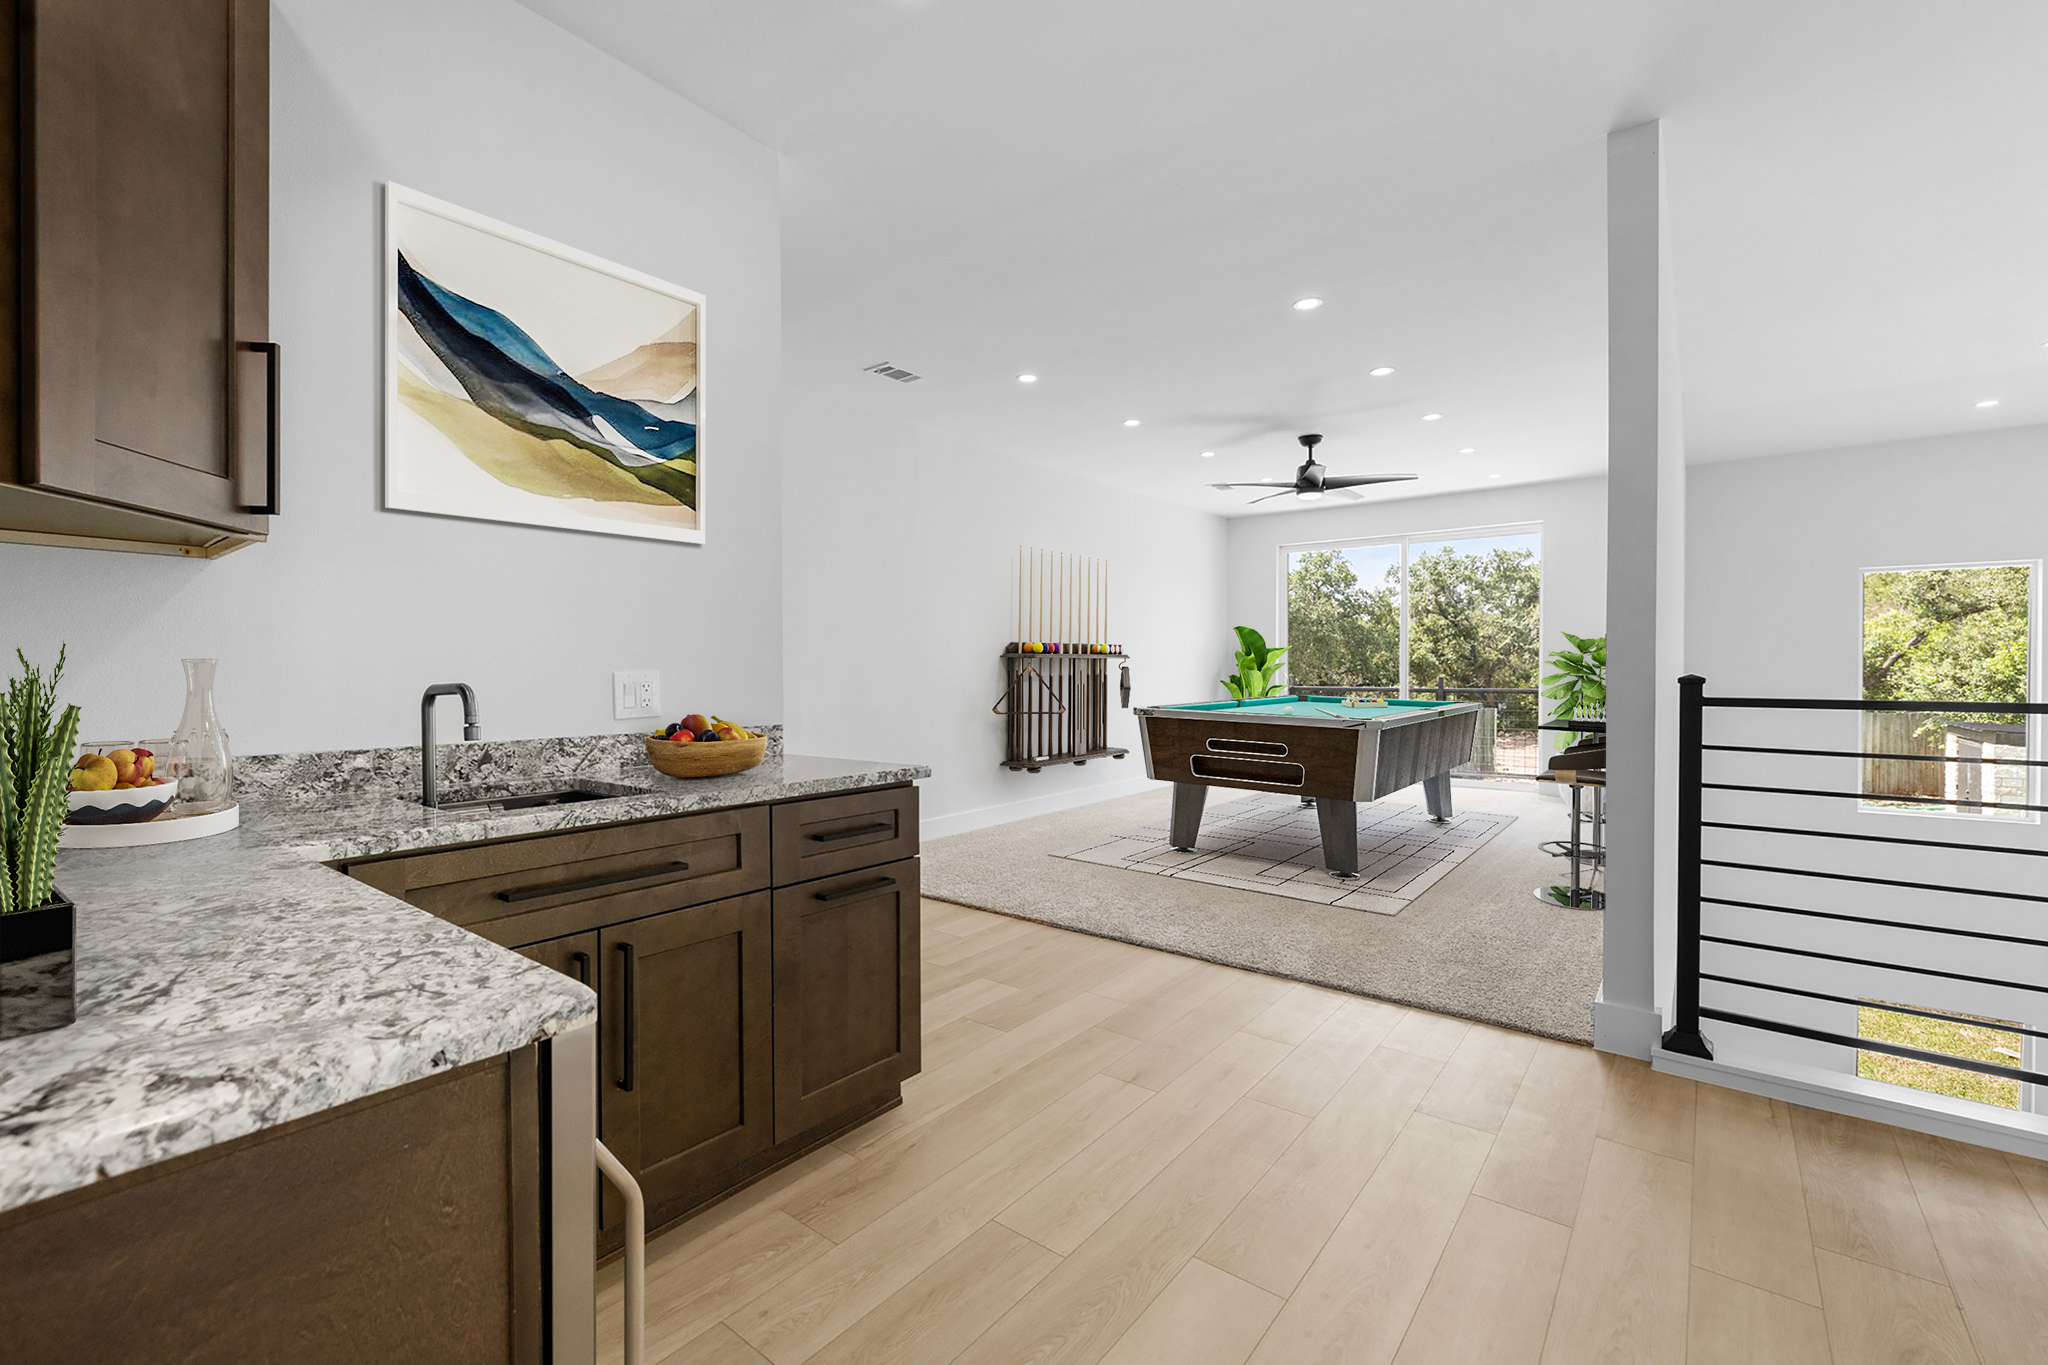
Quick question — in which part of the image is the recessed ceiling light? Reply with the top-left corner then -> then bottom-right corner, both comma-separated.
1422,413 -> 1444,422
1488,473 -> 1502,480
1017,373 -> 1037,383
1296,489 -> 1324,501
1123,419 -> 1141,427
1368,367 -> 1395,378
1293,297 -> 1324,311
1200,451 -> 1216,458
1458,447 -> 1476,454
1975,398 -> 2000,408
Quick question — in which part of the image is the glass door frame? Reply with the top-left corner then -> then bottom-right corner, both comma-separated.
1274,519 -> 1546,698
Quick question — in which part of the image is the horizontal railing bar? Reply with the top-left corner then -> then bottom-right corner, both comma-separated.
1695,1007 -> 2048,1087
1703,697 -> 2047,715
1701,820 -> 2048,858
1700,896 -> 2048,947
1702,743 -> 2048,768
1701,858 -> 2048,905
1698,973 -> 2048,1043
1703,782 -> 2048,813
1701,934 -> 2048,995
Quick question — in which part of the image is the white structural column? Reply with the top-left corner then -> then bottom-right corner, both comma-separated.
1596,120 -> 1685,1057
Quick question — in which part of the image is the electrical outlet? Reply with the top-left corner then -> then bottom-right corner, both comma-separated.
613,670 -> 661,720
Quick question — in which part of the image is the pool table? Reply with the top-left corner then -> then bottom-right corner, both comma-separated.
1133,695 -> 1484,878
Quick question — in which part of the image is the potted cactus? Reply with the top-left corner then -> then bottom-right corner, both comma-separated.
2,646 -> 81,1039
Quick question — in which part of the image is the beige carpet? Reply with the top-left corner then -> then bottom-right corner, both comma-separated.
924,782 -> 1602,1042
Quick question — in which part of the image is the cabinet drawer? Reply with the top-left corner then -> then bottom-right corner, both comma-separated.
770,786 -> 918,885
345,806 -> 770,947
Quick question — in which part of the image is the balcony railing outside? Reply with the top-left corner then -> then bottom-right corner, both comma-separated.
1293,680 -> 1543,778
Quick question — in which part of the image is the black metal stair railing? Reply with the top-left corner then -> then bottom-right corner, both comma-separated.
1661,674 -> 2048,1091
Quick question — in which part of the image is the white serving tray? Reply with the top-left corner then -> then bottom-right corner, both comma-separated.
61,803 -> 240,848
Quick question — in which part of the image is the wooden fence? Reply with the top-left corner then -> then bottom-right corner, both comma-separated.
1862,711 -> 1945,799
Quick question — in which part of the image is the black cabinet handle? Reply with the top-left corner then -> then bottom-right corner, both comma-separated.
569,950 -> 591,985
808,822 -> 893,845
496,861 -> 689,903
617,942 -> 637,1092
815,875 -> 898,904
238,340 -> 281,515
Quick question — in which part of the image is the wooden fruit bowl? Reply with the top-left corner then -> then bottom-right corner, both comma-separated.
645,734 -> 767,779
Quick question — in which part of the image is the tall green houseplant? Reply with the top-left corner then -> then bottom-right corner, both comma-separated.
2,647 -> 81,916
1541,632 -> 1606,741
1222,626 -> 1288,703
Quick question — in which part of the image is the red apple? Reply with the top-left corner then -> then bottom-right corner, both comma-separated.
679,713 -> 711,736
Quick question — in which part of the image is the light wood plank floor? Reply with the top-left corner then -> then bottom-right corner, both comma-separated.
599,899 -> 2045,1365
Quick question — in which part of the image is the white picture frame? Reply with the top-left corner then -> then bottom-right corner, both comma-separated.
381,183 -> 706,544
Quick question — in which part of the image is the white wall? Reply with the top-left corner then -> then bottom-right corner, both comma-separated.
1686,424 -> 2048,1075
0,0 -> 783,753
781,392 -> 1228,836
1222,475 -> 1609,711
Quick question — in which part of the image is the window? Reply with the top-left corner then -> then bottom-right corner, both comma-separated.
1858,1001 -> 2036,1112
1860,563 -> 2036,820
1283,527 -> 1542,776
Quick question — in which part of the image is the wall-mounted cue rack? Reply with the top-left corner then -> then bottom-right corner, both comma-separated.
995,547 -> 1131,773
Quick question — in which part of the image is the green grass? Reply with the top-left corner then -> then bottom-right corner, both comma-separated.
1857,1003 -> 2021,1109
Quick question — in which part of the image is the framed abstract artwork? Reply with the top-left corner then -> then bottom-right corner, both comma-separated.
382,183 -> 704,543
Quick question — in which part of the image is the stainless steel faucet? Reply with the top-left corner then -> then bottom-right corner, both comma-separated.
420,683 -> 481,807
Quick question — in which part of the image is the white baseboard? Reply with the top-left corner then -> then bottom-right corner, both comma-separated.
1654,1044 -> 2048,1163
921,774 -> 1156,842
1591,993 -> 1664,1059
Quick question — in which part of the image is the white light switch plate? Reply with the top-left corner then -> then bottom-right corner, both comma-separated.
613,670 -> 661,720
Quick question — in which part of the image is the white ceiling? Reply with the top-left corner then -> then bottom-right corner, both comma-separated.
519,0 -> 2048,515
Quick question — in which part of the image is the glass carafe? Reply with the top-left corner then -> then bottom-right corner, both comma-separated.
171,658 -> 235,813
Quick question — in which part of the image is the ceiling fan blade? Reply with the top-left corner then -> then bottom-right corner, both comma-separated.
1209,481 -> 1294,489
1247,489 -> 1300,504
1318,473 -> 1419,489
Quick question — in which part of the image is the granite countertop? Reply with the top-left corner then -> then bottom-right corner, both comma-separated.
0,732 -> 928,1216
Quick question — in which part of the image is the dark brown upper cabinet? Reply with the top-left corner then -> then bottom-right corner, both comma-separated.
0,0 -> 276,557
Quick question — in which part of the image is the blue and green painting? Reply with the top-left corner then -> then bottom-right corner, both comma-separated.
386,196 -> 701,542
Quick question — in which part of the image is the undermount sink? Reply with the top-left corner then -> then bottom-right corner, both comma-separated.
423,786 -> 637,813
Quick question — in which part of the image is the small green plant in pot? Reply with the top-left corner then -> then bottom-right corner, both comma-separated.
1,646 -> 81,1040
1221,626 -> 1288,704
1541,632 -> 1606,742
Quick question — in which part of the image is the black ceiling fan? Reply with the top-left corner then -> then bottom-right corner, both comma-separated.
1209,434 -> 1417,504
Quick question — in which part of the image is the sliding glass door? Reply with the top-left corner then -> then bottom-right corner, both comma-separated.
1283,526 -> 1543,776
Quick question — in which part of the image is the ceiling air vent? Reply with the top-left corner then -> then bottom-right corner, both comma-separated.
862,361 -> 922,383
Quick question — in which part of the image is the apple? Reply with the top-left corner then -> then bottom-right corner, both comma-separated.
69,754 -> 117,791
678,713 -> 711,737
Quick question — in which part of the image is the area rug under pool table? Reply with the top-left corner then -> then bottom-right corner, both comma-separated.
922,783 -> 1602,1043
1052,791 -> 1515,916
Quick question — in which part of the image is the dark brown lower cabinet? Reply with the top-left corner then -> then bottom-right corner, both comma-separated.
0,1053 -> 541,1364
357,784 -> 922,1248
773,859 -> 922,1140
600,892 -> 774,1230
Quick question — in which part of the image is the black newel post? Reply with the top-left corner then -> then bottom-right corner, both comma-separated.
1660,673 -> 1714,1059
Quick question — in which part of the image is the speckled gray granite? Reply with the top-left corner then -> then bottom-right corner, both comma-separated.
235,726 -> 785,802
245,749 -> 926,863
0,737 -> 926,1216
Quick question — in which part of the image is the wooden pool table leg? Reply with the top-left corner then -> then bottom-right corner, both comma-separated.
1169,782 -> 1207,851
1422,772 -> 1453,824
1316,797 -> 1360,879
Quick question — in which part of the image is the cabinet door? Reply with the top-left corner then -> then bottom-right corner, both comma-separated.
514,931 -> 599,992
773,860 -> 922,1141
22,0 -> 272,532
599,894 -> 773,1224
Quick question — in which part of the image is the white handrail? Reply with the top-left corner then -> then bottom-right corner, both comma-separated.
593,1140 -> 645,1365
